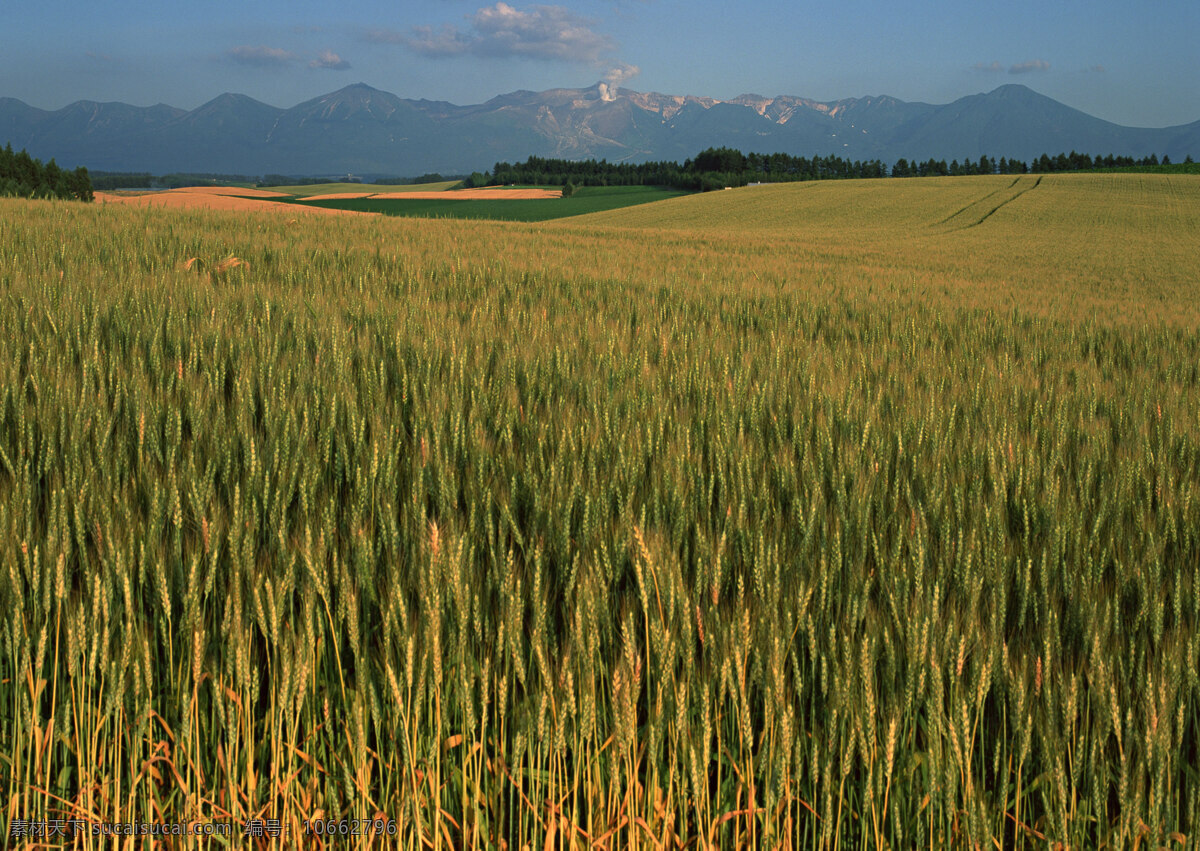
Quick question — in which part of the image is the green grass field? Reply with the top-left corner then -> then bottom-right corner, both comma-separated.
1,174 -> 1198,848
278,184 -> 688,221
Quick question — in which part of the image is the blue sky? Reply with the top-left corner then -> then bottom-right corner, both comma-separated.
4,0 -> 1198,127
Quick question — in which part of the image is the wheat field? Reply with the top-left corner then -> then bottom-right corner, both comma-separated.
1,174 -> 1198,848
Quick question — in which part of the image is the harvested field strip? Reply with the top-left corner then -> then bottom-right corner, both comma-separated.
296,187 -> 561,200
265,179 -> 462,195
95,187 -> 366,215
280,184 -> 688,222
96,184 -> 682,221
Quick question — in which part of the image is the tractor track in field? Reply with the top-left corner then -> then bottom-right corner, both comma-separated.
934,176 -> 1022,225
967,175 -> 1043,228
933,176 -> 1043,232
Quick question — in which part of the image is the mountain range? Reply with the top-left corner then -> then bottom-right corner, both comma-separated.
2,82 -> 1197,177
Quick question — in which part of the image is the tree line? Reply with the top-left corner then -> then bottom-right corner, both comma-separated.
91,172 -> 261,190
466,147 -> 1193,191
1,143 -> 93,201
462,150 -> 889,191
891,151 -> 1191,177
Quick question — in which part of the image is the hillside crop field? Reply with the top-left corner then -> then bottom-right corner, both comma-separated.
277,185 -> 690,222
1,173 -> 1199,849
263,181 -> 464,196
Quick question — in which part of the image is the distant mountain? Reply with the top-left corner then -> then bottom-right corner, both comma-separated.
2,82 -> 1197,176
880,85 -> 1198,163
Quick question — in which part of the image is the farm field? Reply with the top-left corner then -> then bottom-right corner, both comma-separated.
1,173 -> 1199,848
95,186 -> 361,217
263,180 -> 464,195
275,184 -> 689,222
94,184 -> 688,223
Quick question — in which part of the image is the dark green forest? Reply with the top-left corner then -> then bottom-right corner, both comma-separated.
0,143 -> 93,201
460,149 -> 889,191
89,172 -> 260,190
468,148 -> 1193,191
892,150 -> 1194,176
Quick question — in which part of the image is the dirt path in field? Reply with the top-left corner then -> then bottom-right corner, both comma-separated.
96,187 -> 369,215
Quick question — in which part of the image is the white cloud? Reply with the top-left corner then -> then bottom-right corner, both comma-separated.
1010,59 -> 1050,74
973,61 -> 1004,73
382,3 -> 618,64
310,50 -> 351,70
